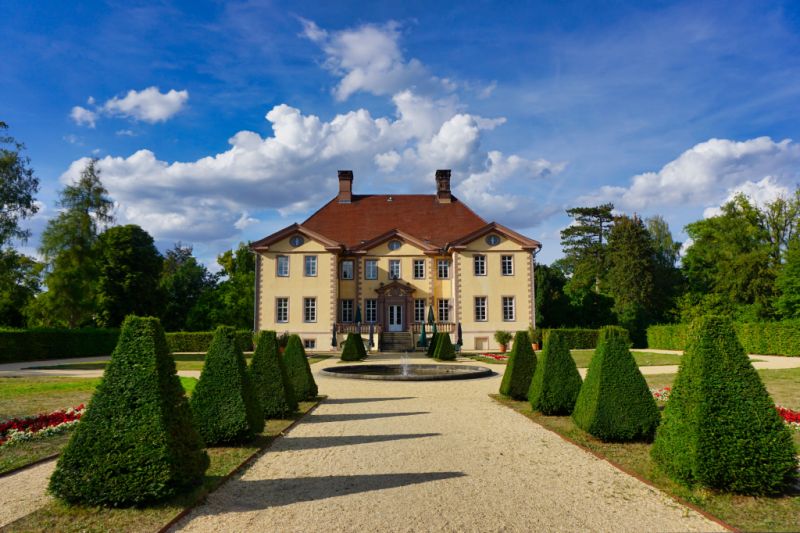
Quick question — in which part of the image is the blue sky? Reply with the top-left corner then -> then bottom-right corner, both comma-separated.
3,0 -> 800,267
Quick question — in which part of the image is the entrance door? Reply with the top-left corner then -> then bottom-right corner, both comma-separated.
388,305 -> 403,331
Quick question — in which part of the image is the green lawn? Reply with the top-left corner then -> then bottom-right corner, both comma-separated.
26,354 -> 331,372
5,400 -> 320,533
470,349 -> 684,367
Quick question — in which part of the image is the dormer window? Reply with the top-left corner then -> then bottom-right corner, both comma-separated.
485,234 -> 501,246
290,235 -> 304,247
388,240 -> 402,251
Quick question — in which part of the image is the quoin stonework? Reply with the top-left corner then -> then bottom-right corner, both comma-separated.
251,170 -> 541,351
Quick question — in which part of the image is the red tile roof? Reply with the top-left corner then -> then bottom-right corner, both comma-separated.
301,194 -> 488,249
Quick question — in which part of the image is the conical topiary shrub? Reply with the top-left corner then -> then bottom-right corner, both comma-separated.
341,332 -> 366,361
190,326 -> 264,445
283,334 -> 318,400
426,332 -> 439,357
572,326 -> 659,441
651,316 -> 796,495
433,332 -> 456,360
249,330 -> 298,419
499,331 -> 537,400
528,329 -> 582,415
49,316 -> 208,506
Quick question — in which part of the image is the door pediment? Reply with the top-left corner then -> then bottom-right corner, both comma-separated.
375,280 -> 415,297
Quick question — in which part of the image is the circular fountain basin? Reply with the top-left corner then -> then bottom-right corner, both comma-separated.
322,363 -> 494,381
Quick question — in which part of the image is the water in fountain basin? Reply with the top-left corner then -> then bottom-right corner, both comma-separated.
401,352 -> 410,376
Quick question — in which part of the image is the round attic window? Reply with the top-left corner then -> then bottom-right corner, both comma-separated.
290,235 -> 304,247
485,234 -> 501,246
388,240 -> 402,251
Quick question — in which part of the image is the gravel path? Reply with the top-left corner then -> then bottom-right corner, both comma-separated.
173,355 -> 726,533
0,459 -> 55,528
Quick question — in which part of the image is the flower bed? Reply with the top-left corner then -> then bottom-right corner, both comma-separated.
649,387 -> 671,402
475,353 -> 509,361
0,404 -> 85,447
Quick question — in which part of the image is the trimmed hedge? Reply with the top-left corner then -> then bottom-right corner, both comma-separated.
426,332 -> 440,357
529,327 -> 599,349
249,331 -> 297,419
499,331 -> 537,400
341,333 -> 367,361
572,326 -> 659,441
49,316 -> 208,506
651,316 -> 796,495
166,330 -> 253,353
0,328 -> 120,363
190,326 -> 264,445
283,334 -> 318,400
433,333 -> 456,361
528,329 -> 583,415
647,321 -> 800,355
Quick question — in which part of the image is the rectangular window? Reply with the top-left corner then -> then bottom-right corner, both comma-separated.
438,299 -> 451,322
502,296 -> 516,321
340,260 -> 354,280
389,259 -> 401,280
303,297 -> 316,322
437,259 -> 450,279
413,259 -> 425,279
473,255 -> 486,276
501,255 -> 514,276
365,259 -> 378,280
340,299 -> 354,322
276,297 -> 289,323
304,255 -> 317,277
414,299 -> 426,322
365,299 -> 377,323
474,296 -> 487,322
277,255 -> 289,277
304,339 -> 316,349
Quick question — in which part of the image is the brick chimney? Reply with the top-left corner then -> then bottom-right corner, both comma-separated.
435,169 -> 451,204
338,170 -> 353,203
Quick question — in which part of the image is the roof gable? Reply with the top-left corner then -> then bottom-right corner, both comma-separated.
250,223 -> 343,251
448,222 -> 542,251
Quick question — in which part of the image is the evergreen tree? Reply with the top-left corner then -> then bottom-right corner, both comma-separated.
283,334 -> 318,400
0,249 -> 41,327
36,159 -> 114,327
249,331 -> 297,418
572,326 -> 659,441
341,333 -> 366,361
534,264 -> 573,328
528,330 -> 582,415
651,316 -> 796,494
95,225 -> 163,327
433,332 -> 456,360
426,332 -> 439,357
499,331 -> 536,400
560,203 -> 614,294
0,121 -> 39,248
49,316 -> 208,506
646,216 -> 683,323
775,236 -> 800,318
159,243 -> 216,331
190,326 -> 264,444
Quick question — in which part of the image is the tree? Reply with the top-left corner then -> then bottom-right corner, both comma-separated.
249,331 -> 297,418
49,316 -> 208,505
159,243 -> 216,331
341,332 -> 366,361
560,203 -> 614,294
95,225 -> 163,327
0,121 -> 39,248
190,326 -> 264,444
36,159 -> 113,327
433,331 -> 456,360
534,264 -> 572,328
606,215 -> 656,346
775,236 -> 800,318
0,249 -> 42,327
187,243 -> 254,330
528,330 -> 582,415
498,331 -> 536,400
282,334 -> 318,400
646,216 -> 683,323
651,316 -> 796,494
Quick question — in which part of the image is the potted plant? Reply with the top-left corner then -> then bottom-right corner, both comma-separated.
494,330 -> 513,353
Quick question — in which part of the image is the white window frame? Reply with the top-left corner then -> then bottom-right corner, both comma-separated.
437,259 -> 450,279
365,259 -> 378,280
340,299 -> 354,323
438,299 -> 451,323
340,260 -> 354,280
303,339 -> 316,349
501,255 -> 514,276
474,296 -> 487,322
304,255 -> 317,277
389,259 -> 401,280
303,297 -> 317,323
276,297 -> 289,323
502,296 -> 516,322
473,254 -> 486,276
414,299 -> 426,323
365,299 -> 377,323
277,255 -> 289,277
413,259 -> 425,279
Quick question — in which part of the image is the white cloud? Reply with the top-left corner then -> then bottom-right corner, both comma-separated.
70,106 -> 97,128
374,150 -> 401,172
115,129 -> 136,137
702,176 -> 791,218
69,87 -> 189,127
583,137 -> 800,210
301,19 -> 445,101
62,134 -> 83,145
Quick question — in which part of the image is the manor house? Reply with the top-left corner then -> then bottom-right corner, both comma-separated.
251,170 -> 541,351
